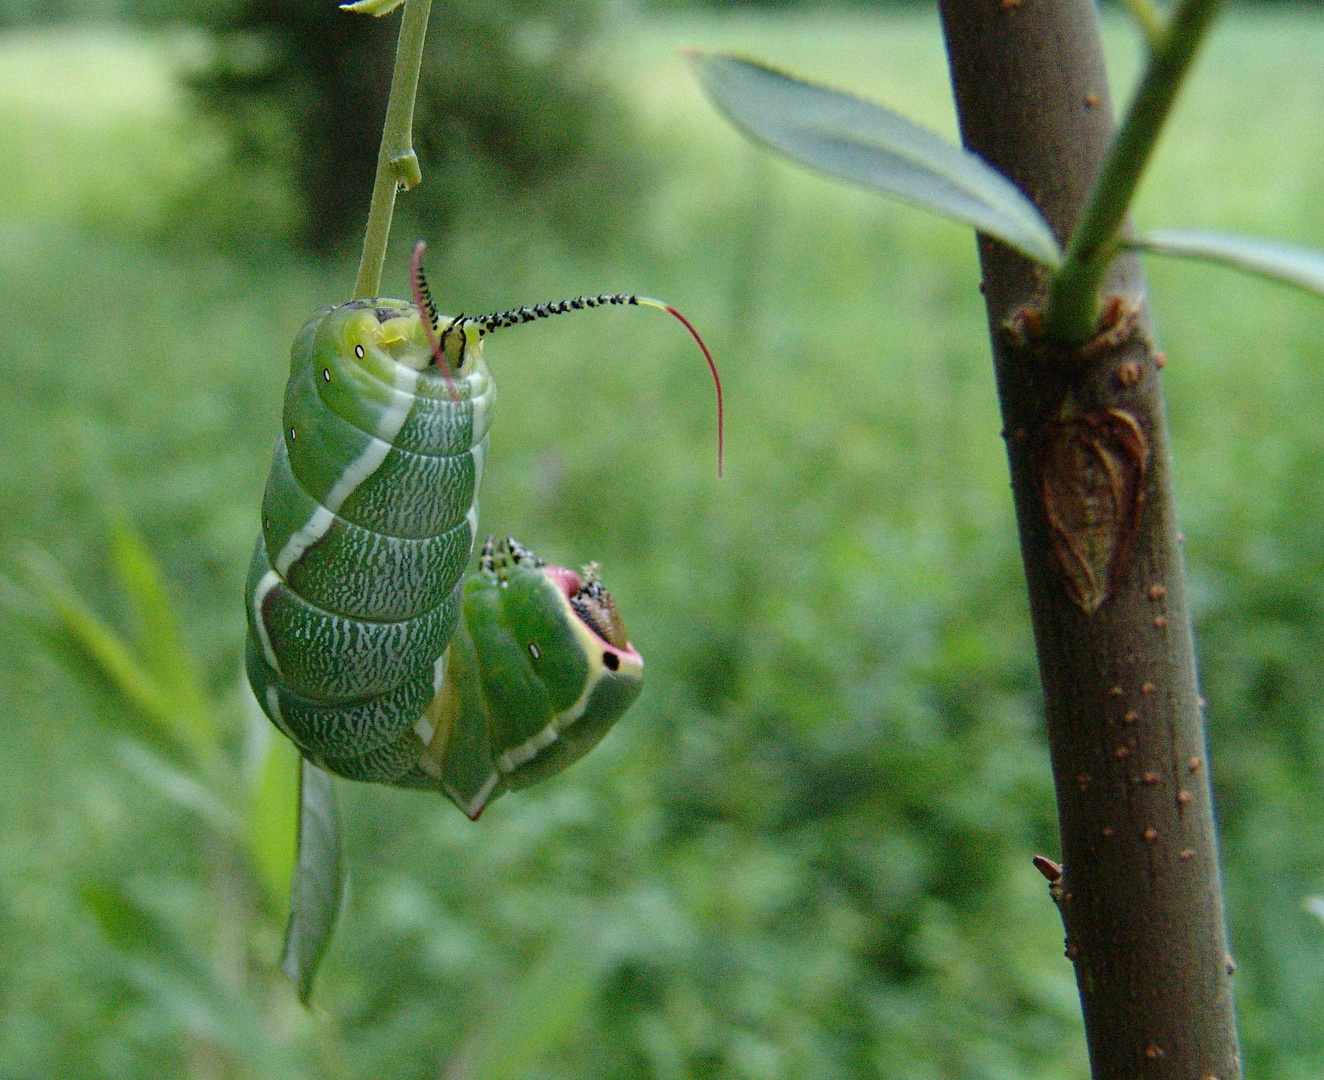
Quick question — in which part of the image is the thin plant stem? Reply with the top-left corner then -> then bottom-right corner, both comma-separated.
1043,0 -> 1226,342
352,0 -> 433,300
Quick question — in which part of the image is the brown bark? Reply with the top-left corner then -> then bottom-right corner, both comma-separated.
935,3 -> 1241,1079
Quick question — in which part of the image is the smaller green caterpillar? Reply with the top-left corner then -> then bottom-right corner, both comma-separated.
405,536 -> 644,818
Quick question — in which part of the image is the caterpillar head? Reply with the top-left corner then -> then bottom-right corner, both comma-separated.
478,536 -> 642,680
415,536 -> 644,819
298,298 -> 476,373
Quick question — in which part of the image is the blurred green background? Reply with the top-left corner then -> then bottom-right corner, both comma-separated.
2,1 -> 1324,1077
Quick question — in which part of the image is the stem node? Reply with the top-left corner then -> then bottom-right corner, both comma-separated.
1042,0 -> 1227,343
352,0 -> 435,300
390,150 -> 423,191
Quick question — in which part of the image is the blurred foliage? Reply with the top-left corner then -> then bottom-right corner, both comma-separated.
0,0 -> 1305,28
131,0 -> 648,255
4,516 -> 317,1075
2,7 -> 1324,1080
641,0 -> 917,10
636,0 -> 1305,8
0,0 -> 647,253
8,517 -> 604,1077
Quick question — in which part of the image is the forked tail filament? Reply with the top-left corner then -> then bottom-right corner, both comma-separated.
410,240 -> 724,476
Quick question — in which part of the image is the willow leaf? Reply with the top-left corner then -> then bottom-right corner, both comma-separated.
250,729 -> 301,920
691,53 -> 1063,269
20,547 -> 182,748
281,760 -> 345,1003
106,515 -> 217,758
340,0 -> 404,15
1131,229 -> 1324,298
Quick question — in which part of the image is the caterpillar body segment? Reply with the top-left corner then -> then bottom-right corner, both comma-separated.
395,537 -> 644,819
247,298 -> 493,785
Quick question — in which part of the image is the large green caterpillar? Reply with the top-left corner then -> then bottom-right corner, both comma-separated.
245,251 -> 719,818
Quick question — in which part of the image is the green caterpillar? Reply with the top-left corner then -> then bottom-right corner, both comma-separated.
245,251 -> 719,818
408,535 -> 644,818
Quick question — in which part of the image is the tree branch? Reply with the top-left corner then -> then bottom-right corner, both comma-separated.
936,2 -> 1241,1078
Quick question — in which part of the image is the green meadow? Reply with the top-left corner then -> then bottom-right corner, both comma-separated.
1,8 -> 1323,1078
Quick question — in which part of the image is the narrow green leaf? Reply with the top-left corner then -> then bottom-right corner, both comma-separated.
281,760 -> 345,1003
106,516 -> 216,754
115,741 -> 240,836
250,728 -> 301,921
20,547 -> 183,747
1131,229 -> 1324,298
446,925 -> 607,1080
690,53 -> 1063,269
1120,0 -> 1167,46
83,880 -> 224,1018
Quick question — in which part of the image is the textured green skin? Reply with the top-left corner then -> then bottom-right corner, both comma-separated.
392,552 -> 644,817
246,299 -> 493,784
245,299 -> 643,812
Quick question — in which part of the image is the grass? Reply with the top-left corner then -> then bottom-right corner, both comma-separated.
1,7 -> 1323,1079
0,29 -> 223,234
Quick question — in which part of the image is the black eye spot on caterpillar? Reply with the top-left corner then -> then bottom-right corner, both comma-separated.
603,651 -> 620,671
